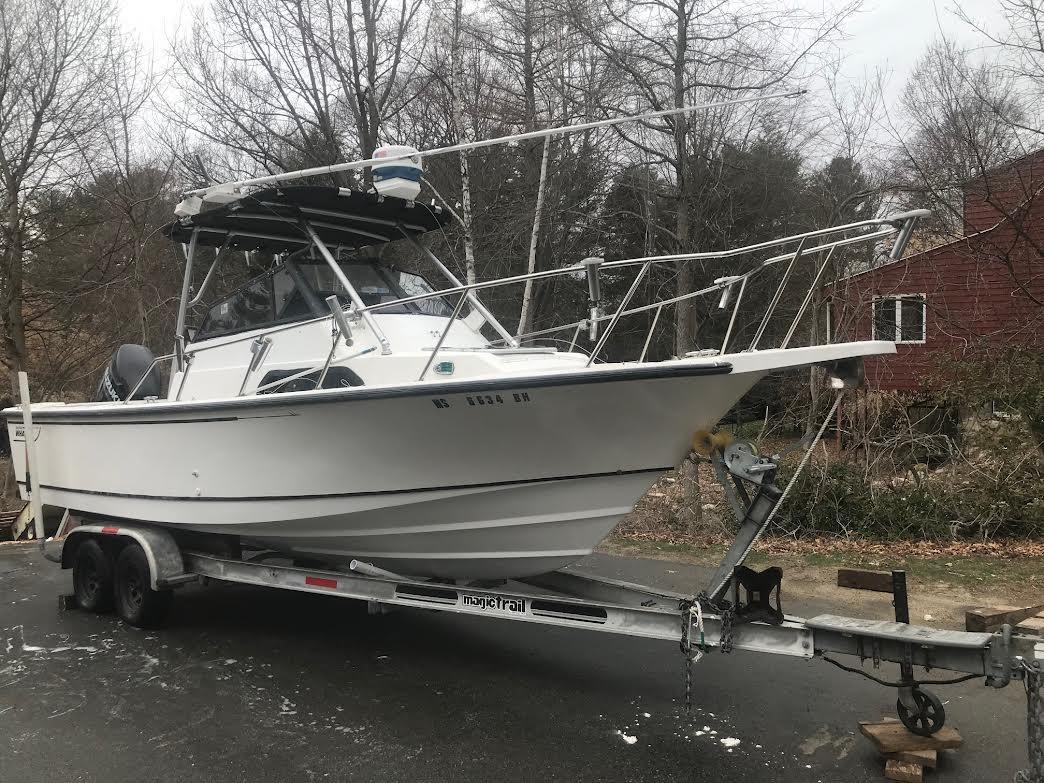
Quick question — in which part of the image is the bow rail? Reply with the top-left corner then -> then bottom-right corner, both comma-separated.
161,208 -> 927,400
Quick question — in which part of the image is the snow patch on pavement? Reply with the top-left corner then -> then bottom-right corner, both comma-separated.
614,730 -> 638,745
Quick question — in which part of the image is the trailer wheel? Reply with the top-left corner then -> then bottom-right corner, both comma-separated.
72,539 -> 114,613
896,687 -> 945,736
114,544 -> 172,628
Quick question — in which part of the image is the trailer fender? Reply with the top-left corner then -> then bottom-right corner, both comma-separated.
61,524 -> 190,590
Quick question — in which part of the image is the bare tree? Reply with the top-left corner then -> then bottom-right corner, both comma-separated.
890,38 -> 1025,236
0,0 -> 129,397
571,0 -> 858,354
170,0 -> 429,185
956,0 -> 1044,133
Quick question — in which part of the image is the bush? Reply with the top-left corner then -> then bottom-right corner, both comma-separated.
775,417 -> 1044,541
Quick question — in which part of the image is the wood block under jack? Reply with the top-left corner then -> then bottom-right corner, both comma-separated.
1015,614 -> 1044,636
884,758 -> 924,783
859,721 -> 963,753
965,604 -> 1044,632
885,748 -> 937,768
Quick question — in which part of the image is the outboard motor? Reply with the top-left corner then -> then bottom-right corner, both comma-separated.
93,344 -> 162,402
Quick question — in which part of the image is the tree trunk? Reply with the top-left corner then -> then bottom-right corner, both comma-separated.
2,189 -> 26,398
522,0 -> 537,133
517,135 -> 551,337
451,0 -> 478,286
668,0 -> 700,522
514,0 -> 546,333
671,0 -> 693,357
458,155 -> 478,287
804,290 -> 821,438
674,184 -> 692,356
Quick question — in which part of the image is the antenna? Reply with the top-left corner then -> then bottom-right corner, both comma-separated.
185,89 -> 806,198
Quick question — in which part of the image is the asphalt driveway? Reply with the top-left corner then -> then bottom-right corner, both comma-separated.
0,545 -> 1030,781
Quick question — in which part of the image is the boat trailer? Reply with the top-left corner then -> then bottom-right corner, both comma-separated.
45,517 -> 1044,780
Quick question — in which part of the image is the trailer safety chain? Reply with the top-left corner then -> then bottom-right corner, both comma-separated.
715,596 -> 735,655
1016,661 -> 1043,783
680,600 -> 706,713
679,593 -> 735,712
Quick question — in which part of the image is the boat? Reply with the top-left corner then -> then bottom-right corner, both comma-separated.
3,117 -> 927,580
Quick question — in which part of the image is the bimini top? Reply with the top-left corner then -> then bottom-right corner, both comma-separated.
164,185 -> 450,253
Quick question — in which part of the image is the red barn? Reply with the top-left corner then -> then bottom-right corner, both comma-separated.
830,150 -> 1044,395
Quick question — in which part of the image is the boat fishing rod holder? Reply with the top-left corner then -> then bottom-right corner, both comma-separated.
582,256 -> 604,342
326,295 -> 354,346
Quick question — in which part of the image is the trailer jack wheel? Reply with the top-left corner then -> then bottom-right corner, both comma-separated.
115,544 -> 172,628
897,686 -> 945,736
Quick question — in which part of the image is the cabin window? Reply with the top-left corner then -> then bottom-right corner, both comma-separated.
294,260 -> 453,316
198,275 -> 275,339
395,269 -> 456,316
194,259 -> 454,341
872,294 -> 926,343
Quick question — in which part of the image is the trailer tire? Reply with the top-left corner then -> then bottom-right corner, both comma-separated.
73,539 -> 114,613
114,544 -> 172,628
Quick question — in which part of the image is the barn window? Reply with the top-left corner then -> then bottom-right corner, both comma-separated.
872,295 -> 926,343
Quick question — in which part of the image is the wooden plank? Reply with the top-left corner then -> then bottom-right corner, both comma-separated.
1015,615 -> 1044,636
837,568 -> 894,593
9,502 -> 32,541
967,604 -> 1044,632
885,749 -> 937,769
884,759 -> 924,783
859,721 -> 963,753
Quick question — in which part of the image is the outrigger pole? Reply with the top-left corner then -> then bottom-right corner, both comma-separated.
185,89 -> 807,197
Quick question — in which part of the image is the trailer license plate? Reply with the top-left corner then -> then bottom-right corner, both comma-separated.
461,593 -> 527,616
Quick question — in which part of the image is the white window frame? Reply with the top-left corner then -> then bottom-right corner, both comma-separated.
871,294 -> 926,344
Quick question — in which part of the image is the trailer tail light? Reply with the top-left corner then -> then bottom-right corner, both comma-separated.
305,576 -> 338,589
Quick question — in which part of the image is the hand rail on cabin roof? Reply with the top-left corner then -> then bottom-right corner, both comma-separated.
184,91 -> 807,198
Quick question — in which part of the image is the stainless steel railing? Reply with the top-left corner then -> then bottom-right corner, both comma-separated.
153,208 -> 925,401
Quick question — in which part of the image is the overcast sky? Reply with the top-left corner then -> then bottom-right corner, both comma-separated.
842,1 -> 1004,97
117,0 -> 1007,118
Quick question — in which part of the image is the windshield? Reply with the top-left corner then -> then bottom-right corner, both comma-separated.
295,262 -> 452,316
195,258 -> 454,342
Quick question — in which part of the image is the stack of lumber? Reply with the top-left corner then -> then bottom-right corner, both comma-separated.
965,604 -> 1044,635
859,719 -> 962,782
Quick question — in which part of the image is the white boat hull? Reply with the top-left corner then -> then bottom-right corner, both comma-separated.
6,343 -> 894,579
41,472 -> 661,579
